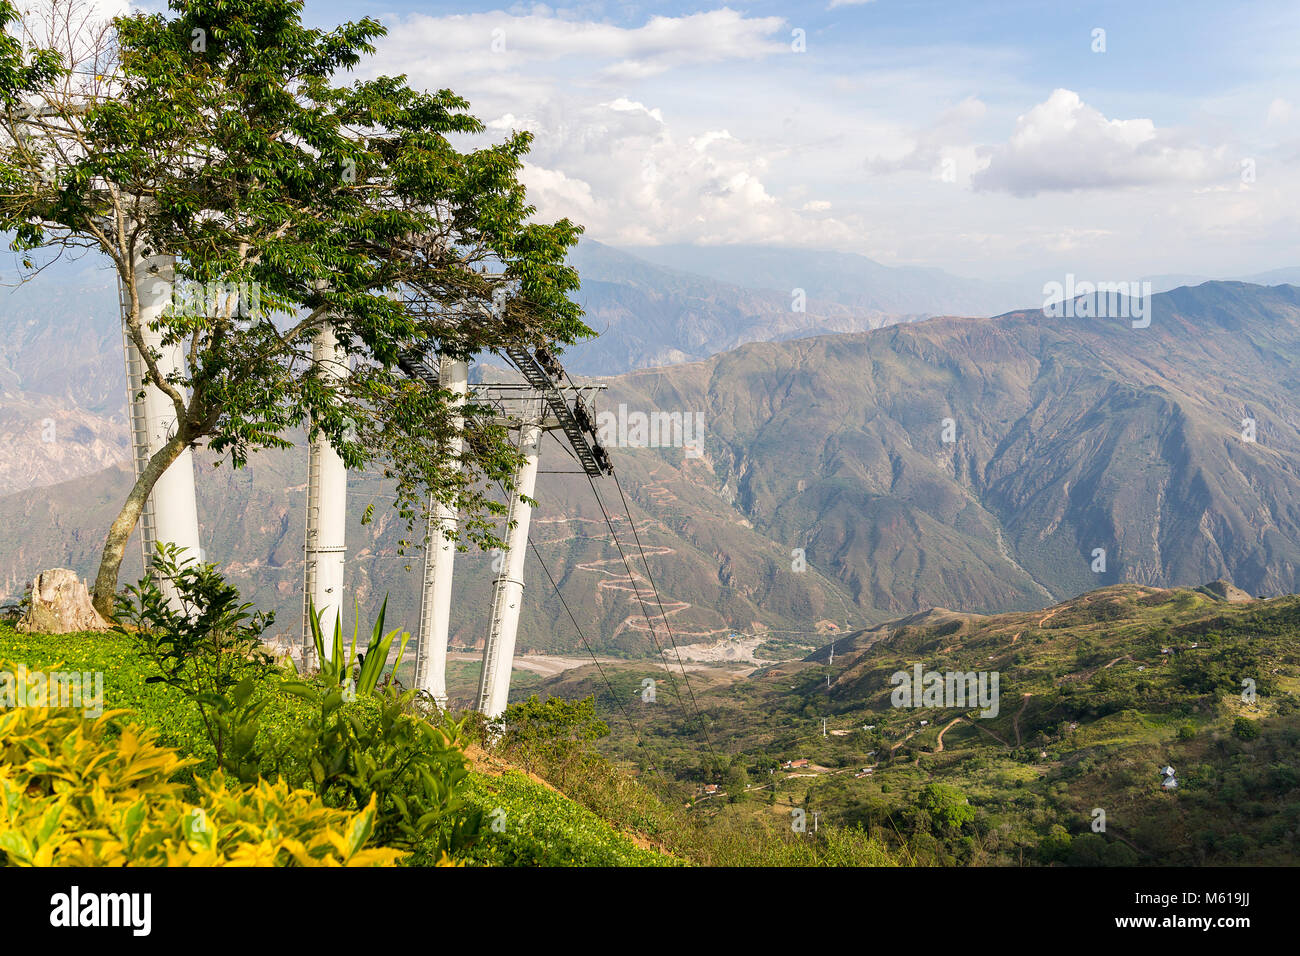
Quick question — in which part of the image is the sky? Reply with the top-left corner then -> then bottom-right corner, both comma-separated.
190,3 -> 1300,280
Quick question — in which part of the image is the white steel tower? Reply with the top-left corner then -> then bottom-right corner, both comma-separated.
475,400 -> 544,718
120,251 -> 203,602
413,357 -> 468,710
302,322 -> 349,661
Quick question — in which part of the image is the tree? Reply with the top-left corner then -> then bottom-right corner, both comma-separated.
724,760 -> 750,803
1233,716 -> 1260,741
0,0 -> 589,614
917,783 -> 974,831
499,694 -> 609,775
0,1 -> 59,107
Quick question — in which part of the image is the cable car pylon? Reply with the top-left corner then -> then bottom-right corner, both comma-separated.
302,321 -> 350,664
413,357 -> 468,711
399,340 -> 611,716
119,245 -> 203,609
476,397 -> 544,718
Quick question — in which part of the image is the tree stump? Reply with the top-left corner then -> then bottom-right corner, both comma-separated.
17,569 -> 111,634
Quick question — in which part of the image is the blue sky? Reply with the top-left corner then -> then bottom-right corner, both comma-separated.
294,2 -> 1300,280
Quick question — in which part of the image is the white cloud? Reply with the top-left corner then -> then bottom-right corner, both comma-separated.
973,89 -> 1236,196
347,9 -> 1300,277
515,99 -> 857,246
519,163 -> 598,220
1267,97 -> 1294,126
865,96 -> 989,183
373,8 -> 789,85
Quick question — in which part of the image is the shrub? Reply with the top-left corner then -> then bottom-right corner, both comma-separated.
115,544 -> 277,782
0,675 -> 403,867
276,681 -> 481,858
305,595 -> 411,696
1234,717 -> 1260,741
917,783 -> 975,831
494,694 -> 609,782
457,770 -> 674,867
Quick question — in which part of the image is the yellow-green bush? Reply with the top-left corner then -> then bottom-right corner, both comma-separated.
0,663 -> 405,866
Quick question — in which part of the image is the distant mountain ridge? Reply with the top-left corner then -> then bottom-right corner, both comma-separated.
561,240 -> 921,373
618,242 -> 1036,316
6,258 -> 1300,658
597,281 -> 1300,620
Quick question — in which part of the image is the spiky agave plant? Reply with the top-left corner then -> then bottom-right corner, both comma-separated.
306,596 -> 411,696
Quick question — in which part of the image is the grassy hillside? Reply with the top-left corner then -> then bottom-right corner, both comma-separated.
538,581 -> 1300,865
0,620 -> 906,866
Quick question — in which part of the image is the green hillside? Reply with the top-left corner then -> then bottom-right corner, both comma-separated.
537,581 -> 1300,865
0,617 -> 910,866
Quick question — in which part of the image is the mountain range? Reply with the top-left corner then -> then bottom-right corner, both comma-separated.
4,244 -> 1300,663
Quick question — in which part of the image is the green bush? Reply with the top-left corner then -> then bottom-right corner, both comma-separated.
276,680 -> 481,858
115,544 -> 279,781
0,673 -> 402,867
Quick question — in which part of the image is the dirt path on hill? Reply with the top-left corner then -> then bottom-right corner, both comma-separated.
1012,693 -> 1032,746
890,727 -> 920,752
934,717 -> 963,752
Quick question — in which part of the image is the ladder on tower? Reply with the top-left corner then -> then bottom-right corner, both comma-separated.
301,436 -> 324,667
503,346 -> 609,477
119,274 -> 159,575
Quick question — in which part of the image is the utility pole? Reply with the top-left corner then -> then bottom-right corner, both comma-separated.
823,717 -> 828,737
302,322 -> 349,662
120,250 -> 202,608
476,399 -> 544,718
414,357 -> 468,710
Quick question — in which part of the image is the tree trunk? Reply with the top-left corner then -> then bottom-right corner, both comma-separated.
91,430 -> 191,618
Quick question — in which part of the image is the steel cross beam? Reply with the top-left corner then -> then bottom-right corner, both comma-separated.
502,347 -> 611,477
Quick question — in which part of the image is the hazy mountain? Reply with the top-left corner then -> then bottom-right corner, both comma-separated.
1145,267 -> 1300,294
0,436 -> 863,657
561,240 -> 917,373
7,260 -> 1300,661
0,240 -> 922,494
600,281 -> 1300,616
0,257 -> 129,497
619,243 -> 1037,316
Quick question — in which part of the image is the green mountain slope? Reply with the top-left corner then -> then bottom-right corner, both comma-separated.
543,581 -> 1300,865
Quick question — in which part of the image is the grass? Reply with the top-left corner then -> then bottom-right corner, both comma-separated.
458,770 -> 679,867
